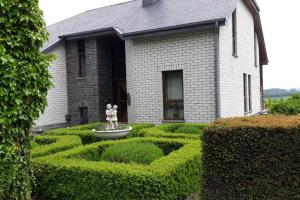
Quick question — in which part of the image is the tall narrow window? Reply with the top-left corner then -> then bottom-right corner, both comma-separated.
243,73 -> 248,114
248,75 -> 252,113
232,9 -> 237,56
78,40 -> 86,77
163,71 -> 184,120
254,33 -> 259,67
79,107 -> 88,124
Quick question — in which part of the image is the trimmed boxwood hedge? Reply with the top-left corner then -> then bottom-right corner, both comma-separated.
138,123 -> 207,139
202,115 -> 300,200
32,137 -> 201,200
46,123 -> 154,144
31,135 -> 82,158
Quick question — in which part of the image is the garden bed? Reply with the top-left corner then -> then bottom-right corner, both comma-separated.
32,137 -> 201,200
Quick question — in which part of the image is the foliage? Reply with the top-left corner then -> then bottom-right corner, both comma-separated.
266,94 -> 300,115
101,142 -> 164,164
32,137 -> 201,200
31,135 -> 81,158
202,115 -> 300,200
46,123 -> 154,144
0,1 -> 53,199
138,123 -> 207,139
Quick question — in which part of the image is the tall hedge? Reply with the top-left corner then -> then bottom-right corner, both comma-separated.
202,115 -> 300,199
0,1 -> 52,199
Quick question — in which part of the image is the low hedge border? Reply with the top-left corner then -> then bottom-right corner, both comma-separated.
31,135 -> 82,158
32,137 -> 201,200
46,123 -> 154,144
202,115 -> 300,200
138,123 -> 207,139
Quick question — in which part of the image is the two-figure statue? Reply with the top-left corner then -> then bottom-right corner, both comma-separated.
106,104 -> 118,130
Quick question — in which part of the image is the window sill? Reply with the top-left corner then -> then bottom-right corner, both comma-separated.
162,119 -> 185,123
76,77 -> 87,80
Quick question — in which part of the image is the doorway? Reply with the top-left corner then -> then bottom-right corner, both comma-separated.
111,37 -> 128,122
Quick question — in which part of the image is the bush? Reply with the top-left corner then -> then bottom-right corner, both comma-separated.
202,115 -> 300,200
138,123 -> 207,139
101,142 -> 164,164
31,135 -> 81,158
267,94 -> 300,115
0,1 -> 53,198
32,137 -> 201,200
46,123 -> 154,144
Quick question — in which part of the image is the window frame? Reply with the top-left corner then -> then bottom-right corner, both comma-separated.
232,9 -> 238,57
162,70 -> 184,121
243,73 -> 248,114
248,74 -> 252,113
78,40 -> 87,78
254,33 -> 259,67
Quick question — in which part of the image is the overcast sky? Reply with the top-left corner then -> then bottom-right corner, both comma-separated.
39,0 -> 300,90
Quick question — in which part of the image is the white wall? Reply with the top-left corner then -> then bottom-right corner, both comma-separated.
219,0 -> 261,117
35,44 -> 68,127
126,30 -> 216,124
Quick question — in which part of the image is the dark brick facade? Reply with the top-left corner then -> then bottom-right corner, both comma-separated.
66,37 -> 114,125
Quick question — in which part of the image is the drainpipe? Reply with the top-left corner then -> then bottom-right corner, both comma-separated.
214,21 -> 221,119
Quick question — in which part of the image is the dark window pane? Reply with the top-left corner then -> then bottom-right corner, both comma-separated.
78,40 -> 86,77
79,107 -> 88,124
248,75 -> 252,112
163,71 -> 184,120
243,73 -> 248,113
232,9 -> 237,56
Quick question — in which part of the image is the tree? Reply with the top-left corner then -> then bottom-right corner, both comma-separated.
0,0 -> 53,199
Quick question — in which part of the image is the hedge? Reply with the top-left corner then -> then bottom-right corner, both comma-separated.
202,115 -> 300,200
32,137 -> 201,200
31,135 -> 82,158
138,123 -> 207,139
46,123 -> 154,144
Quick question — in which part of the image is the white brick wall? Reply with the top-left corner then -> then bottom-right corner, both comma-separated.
126,30 -> 216,124
219,0 -> 261,117
35,44 -> 68,127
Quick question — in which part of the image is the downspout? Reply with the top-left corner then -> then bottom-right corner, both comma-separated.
214,21 -> 221,119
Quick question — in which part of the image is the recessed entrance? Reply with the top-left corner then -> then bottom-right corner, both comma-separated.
98,35 -> 127,122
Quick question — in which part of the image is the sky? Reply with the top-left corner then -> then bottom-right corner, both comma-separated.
39,0 -> 300,90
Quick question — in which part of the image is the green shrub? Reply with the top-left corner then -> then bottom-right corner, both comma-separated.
138,123 -> 207,139
101,142 -> 164,164
129,123 -> 155,137
202,115 -> 300,200
267,94 -> 300,115
32,137 -> 201,200
31,135 -> 81,158
0,1 -> 53,198
46,129 -> 98,145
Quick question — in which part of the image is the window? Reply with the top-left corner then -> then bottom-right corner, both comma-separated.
243,73 -> 248,114
232,9 -> 237,56
254,33 -> 259,67
248,75 -> 252,112
78,40 -> 86,77
163,71 -> 184,120
79,107 -> 88,124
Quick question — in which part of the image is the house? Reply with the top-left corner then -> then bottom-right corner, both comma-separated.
35,0 -> 268,129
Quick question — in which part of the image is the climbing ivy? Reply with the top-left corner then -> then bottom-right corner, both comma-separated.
0,0 -> 53,199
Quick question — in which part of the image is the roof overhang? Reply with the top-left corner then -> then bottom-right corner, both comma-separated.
243,0 -> 269,65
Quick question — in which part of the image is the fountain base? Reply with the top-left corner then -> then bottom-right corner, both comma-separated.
92,126 -> 132,140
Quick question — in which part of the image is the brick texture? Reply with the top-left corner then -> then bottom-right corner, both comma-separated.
126,30 -> 217,124
35,44 -> 68,127
218,0 -> 262,118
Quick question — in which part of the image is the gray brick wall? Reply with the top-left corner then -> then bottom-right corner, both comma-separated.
126,30 -> 217,124
66,38 -> 100,125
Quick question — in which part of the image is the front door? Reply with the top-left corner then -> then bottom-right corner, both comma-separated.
111,38 -> 128,122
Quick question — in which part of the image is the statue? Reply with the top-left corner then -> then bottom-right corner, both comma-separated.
106,104 -> 118,130
106,104 -> 113,129
112,105 -> 118,129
